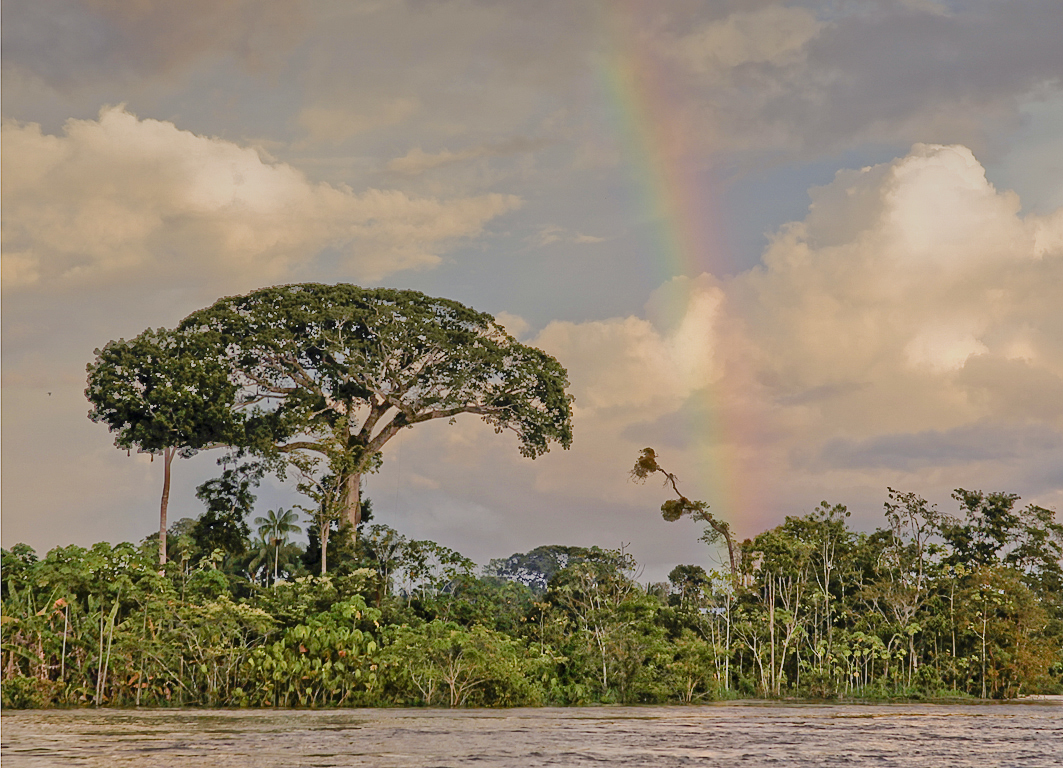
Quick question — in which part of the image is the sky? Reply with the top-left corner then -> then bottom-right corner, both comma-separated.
3,0 -> 1062,581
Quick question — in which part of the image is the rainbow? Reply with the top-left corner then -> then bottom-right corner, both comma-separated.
596,2 -> 753,533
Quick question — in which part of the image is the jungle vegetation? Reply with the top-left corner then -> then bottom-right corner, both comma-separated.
3,484 -> 1060,708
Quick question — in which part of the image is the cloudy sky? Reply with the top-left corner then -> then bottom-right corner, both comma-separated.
3,0 -> 1062,579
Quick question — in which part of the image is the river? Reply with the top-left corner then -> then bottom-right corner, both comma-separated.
3,701 -> 1061,767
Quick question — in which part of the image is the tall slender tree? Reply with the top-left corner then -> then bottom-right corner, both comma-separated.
86,327 -> 241,564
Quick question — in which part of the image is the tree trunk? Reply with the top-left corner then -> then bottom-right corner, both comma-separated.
320,523 -> 329,576
159,446 -> 176,565
768,577 -> 776,695
721,527 -> 737,587
345,471 -> 362,539
698,511 -> 737,587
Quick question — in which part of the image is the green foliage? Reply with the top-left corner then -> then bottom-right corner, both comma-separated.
484,545 -> 594,593
3,486 -> 1060,708
668,564 -> 710,607
666,629 -> 726,702
380,621 -> 544,707
178,283 -> 575,542
302,517 -> 359,577
191,465 -> 261,561
86,327 -> 241,455
243,597 -> 381,707
251,507 -> 303,586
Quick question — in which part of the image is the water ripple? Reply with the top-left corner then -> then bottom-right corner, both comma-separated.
3,702 -> 1062,767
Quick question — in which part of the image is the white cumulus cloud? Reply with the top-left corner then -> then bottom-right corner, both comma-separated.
1,106 -> 521,292
535,276 -> 723,415
723,143 -> 1063,515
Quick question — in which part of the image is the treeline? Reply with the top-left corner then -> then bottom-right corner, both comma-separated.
2,488 -> 1061,708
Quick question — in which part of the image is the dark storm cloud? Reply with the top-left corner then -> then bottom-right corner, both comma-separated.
959,355 -> 1063,423
816,421 -> 1063,472
7,1 -> 1058,169
1,0 -> 306,89
667,0 -> 1063,160
796,0 -> 1063,152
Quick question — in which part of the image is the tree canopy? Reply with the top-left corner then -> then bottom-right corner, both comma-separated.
178,283 -> 574,540
485,545 -> 598,593
86,327 -> 242,563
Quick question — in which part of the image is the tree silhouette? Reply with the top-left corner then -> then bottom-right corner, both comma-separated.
631,447 -> 736,583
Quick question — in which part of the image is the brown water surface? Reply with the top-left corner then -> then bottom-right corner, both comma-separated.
3,701 -> 1061,767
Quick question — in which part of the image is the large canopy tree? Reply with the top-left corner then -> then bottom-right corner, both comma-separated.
86,327 -> 242,564
179,283 -> 574,542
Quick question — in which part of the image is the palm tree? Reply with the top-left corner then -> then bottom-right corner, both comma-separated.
246,533 -> 273,586
254,507 -> 302,585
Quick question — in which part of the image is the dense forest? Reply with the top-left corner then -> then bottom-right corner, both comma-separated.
4,486 -> 1061,709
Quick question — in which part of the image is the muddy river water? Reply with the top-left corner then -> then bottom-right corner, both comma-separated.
3,701 -> 1061,767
